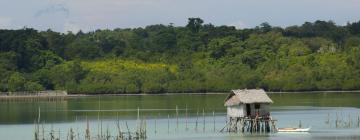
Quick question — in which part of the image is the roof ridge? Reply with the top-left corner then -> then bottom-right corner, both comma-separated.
224,89 -> 273,106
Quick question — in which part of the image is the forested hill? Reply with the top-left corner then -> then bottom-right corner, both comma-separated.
1,18 -> 360,94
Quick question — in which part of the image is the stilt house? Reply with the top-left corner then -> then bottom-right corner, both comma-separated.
224,89 -> 273,118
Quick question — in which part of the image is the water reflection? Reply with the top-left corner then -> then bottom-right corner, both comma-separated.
0,92 -> 360,139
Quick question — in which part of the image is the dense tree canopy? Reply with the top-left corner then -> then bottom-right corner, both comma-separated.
1,18 -> 360,93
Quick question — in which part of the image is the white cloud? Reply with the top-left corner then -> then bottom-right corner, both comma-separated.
0,17 -> 12,29
64,21 -> 80,33
228,20 -> 248,29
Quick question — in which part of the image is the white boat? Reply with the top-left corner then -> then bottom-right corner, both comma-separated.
277,127 -> 311,132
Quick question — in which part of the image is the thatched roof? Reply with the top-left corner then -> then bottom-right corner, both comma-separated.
224,89 -> 273,106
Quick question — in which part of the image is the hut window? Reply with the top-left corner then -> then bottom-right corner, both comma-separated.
255,103 -> 260,109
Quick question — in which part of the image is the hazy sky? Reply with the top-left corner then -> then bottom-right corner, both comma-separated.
1,0 -> 360,32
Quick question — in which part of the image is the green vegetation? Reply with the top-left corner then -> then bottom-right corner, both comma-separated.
1,18 -> 360,94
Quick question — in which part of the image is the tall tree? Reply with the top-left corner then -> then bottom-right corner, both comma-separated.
186,18 -> 204,33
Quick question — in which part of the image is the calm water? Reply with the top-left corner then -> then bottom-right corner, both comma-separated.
1,92 -> 360,139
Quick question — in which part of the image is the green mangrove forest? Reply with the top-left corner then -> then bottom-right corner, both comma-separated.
1,18 -> 360,94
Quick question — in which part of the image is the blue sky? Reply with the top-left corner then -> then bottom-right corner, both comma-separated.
1,0 -> 360,32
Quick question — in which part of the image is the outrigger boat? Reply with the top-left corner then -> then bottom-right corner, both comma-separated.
277,127 -> 311,132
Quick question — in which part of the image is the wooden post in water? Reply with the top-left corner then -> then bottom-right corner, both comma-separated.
42,122 -> 45,140
271,120 -> 276,133
154,114 -> 157,134
348,114 -> 351,128
167,114 -> 170,134
137,107 -> 140,120
34,121 -> 39,140
225,115 -> 228,132
69,128 -> 74,140
195,109 -> 199,131
326,113 -> 330,125
58,128 -> 60,140
38,107 -> 41,124
116,113 -> 123,139
185,105 -> 188,131
203,108 -> 205,132
125,121 -> 131,139
336,112 -> 339,128
101,117 -> 103,138
358,115 -> 360,128
176,105 -> 179,131
97,97 -> 101,138
213,111 -> 215,132
85,116 -> 90,140
137,107 -> 140,136
143,116 -> 147,139
50,124 -> 54,140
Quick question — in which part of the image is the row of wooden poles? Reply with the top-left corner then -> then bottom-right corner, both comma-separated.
33,105 -> 220,140
325,113 -> 360,128
34,108 -> 147,140
154,106 -> 218,133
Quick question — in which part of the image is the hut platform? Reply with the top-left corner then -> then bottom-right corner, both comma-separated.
221,116 -> 277,133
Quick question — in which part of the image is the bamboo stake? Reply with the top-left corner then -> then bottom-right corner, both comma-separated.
213,111 -> 215,132
77,127 -> 80,140
66,129 -> 69,140
358,115 -> 360,127
51,124 -> 55,140
167,114 -> 170,134
125,121 -> 131,139
106,125 -> 110,140
144,116 -> 147,139
101,118 -> 103,138
42,122 -> 45,140
154,114 -> 157,134
176,105 -> 179,131
85,116 -> 90,140
349,114 -> 351,128
50,124 -> 54,140
326,113 -> 330,124
34,120 -> 38,140
225,116 -> 228,132
203,108 -> 205,132
137,107 -> 140,136
195,109 -> 199,131
116,113 -> 122,139
336,112 -> 339,128
185,104 -> 188,131
97,97 -> 100,138
69,128 -> 74,140
137,107 -> 140,121
38,107 -> 41,124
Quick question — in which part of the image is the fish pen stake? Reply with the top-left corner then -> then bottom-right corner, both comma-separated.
203,108 -> 205,132
213,111 -> 215,132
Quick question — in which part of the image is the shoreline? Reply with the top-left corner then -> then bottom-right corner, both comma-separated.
267,90 -> 360,94
1,90 -> 360,98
